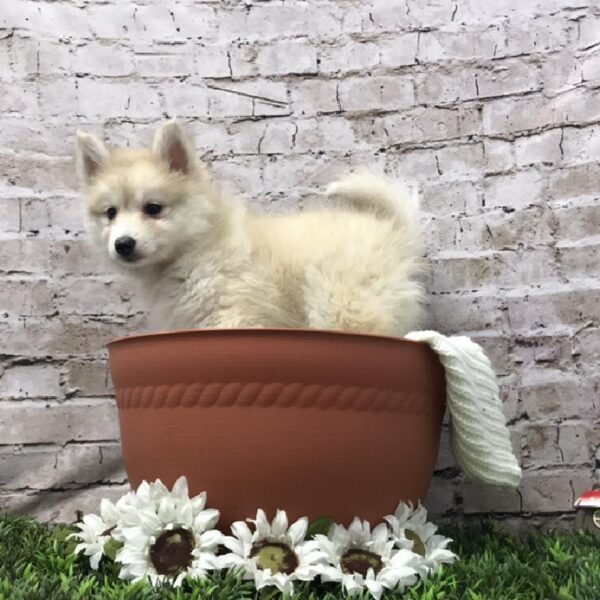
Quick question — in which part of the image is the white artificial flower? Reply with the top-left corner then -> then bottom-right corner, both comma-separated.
385,502 -> 457,575
115,476 -> 222,587
314,517 -> 420,600
71,498 -> 121,569
220,509 -> 327,595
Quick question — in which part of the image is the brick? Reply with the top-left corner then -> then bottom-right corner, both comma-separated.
50,239 -> 115,276
435,143 -> 484,181
0,198 -> 20,232
461,482 -> 521,513
0,239 -> 53,274
0,484 -> 130,523
1,2 -> 91,37
231,40 -> 318,77
541,52 -> 584,95
291,79 -> 340,116
423,476 -> 458,518
0,364 -> 60,399
0,444 -> 124,489
0,279 -> 55,317
0,316 -> 140,358
0,448 -> 59,489
503,16 -> 574,55
356,108 -> 462,148
0,400 -> 120,445
475,59 -> 541,99
369,0 -> 454,31
65,359 -> 113,397
506,286 -> 600,335
483,88 -> 600,135
217,5 -> 344,42
420,181 -> 479,215
418,26 -> 504,63
417,68 -> 477,104
514,130 -> 562,166
386,148 -> 440,182
163,83 -> 210,118
0,153 -> 75,192
483,139 -> 514,173
428,206 -> 555,253
427,293 -> 505,335
293,117 -> 358,154
483,170 -> 544,209
20,196 -> 84,237
578,16 -> 600,50
559,244 -> 599,279
319,35 -> 417,74
555,203 -> 600,244
338,76 -> 415,112
55,278 -> 137,317
76,80 -> 162,119
521,369 -> 597,419
55,443 -> 126,485
572,327 -> 600,373
194,44 -> 231,79
521,470 -> 594,513
549,163 -> 600,201
558,422 -> 599,465
430,248 -> 558,293
525,424 -> 562,467
560,125 -> 600,165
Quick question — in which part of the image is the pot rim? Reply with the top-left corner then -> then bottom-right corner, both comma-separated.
107,327 -> 428,349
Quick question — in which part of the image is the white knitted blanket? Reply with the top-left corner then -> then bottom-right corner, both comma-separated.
406,330 -> 522,488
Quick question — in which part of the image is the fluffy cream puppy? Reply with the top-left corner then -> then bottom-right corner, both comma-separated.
75,121 -> 424,335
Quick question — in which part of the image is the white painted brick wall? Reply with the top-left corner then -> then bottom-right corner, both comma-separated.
0,0 -> 598,524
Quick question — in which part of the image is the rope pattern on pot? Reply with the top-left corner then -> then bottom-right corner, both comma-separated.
115,381 -> 440,414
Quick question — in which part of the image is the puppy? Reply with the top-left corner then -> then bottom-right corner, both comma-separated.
75,121 -> 424,335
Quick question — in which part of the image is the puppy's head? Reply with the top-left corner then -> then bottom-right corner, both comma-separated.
76,121 -> 215,270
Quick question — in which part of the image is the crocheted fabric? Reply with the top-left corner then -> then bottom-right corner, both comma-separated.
406,330 -> 522,488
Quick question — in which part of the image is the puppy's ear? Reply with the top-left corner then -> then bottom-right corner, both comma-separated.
152,120 -> 198,175
75,131 -> 110,186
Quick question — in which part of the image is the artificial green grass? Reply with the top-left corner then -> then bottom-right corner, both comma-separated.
0,515 -> 598,600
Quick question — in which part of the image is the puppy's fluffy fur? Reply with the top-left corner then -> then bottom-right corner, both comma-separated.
76,121 -> 424,335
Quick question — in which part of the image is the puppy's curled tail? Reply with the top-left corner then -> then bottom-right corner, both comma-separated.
326,170 -> 419,234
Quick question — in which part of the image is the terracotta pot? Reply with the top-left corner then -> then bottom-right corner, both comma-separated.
108,329 -> 446,529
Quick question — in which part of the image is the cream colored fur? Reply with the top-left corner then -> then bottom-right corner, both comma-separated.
75,121 -> 424,335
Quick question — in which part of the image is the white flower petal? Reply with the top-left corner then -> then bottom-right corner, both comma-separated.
287,517 -> 308,545
198,529 -> 222,550
193,508 -> 220,532
252,509 -> 270,540
230,520 -> 253,544
364,579 -> 384,600
157,497 -> 176,524
271,509 -> 289,539
190,492 -> 207,513
171,476 -> 189,501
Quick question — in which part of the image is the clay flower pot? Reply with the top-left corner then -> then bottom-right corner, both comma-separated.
108,329 -> 446,529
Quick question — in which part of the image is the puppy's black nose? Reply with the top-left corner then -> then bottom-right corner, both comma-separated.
115,236 -> 136,257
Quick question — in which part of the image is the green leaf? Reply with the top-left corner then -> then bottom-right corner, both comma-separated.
103,538 -> 123,562
306,516 -> 334,539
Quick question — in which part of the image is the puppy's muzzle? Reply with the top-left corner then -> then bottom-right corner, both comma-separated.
115,236 -> 137,259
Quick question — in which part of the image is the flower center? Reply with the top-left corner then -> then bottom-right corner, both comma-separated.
149,527 -> 194,576
405,529 -> 426,557
341,548 -> 383,577
250,541 -> 299,575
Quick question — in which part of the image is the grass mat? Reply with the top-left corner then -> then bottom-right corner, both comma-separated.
0,515 -> 598,599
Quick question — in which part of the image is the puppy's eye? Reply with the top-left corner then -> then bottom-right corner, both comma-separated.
106,207 -> 117,220
144,202 -> 163,217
